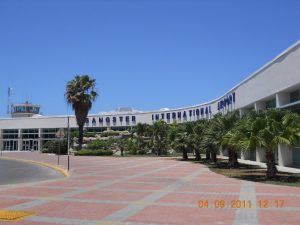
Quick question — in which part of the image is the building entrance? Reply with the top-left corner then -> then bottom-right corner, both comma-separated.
22,140 -> 39,151
3,140 -> 18,151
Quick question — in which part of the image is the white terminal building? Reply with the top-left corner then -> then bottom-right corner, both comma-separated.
1,41 -> 300,168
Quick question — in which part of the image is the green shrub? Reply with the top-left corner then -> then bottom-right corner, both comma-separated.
71,130 -> 79,138
87,140 -> 108,150
138,149 -> 148,155
84,132 -> 97,137
42,140 -> 68,155
123,137 -> 139,155
75,149 -> 113,156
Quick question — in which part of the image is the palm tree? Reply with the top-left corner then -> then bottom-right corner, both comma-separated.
258,109 -> 300,178
168,122 -> 191,160
176,131 -> 189,160
205,112 -> 240,167
135,123 -> 148,150
185,122 -> 196,160
220,111 -> 241,168
65,75 -> 98,150
152,120 -> 169,156
236,109 -> 300,178
193,120 -> 207,161
203,119 -> 218,162
136,123 -> 147,137
226,110 -> 259,158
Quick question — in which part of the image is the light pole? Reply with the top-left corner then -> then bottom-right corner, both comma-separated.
55,128 -> 65,166
58,137 -> 61,165
67,116 -> 70,171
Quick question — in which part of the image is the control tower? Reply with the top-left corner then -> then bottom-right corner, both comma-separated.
11,101 -> 41,118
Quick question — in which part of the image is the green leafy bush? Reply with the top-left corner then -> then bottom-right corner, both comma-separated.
138,149 -> 148,155
75,149 -> 113,156
87,140 -> 107,150
42,141 -> 68,155
84,132 -> 97,137
123,137 -> 139,155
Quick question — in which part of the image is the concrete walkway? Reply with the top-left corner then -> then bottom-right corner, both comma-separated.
0,152 -> 299,225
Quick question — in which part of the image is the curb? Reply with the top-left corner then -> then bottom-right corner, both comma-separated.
1,157 -> 69,178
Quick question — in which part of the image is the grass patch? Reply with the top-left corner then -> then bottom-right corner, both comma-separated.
197,159 -> 300,187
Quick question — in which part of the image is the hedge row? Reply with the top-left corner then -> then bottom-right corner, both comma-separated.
74,149 -> 113,156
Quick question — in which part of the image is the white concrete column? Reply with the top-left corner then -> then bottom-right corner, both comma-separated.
38,128 -> 42,151
256,147 -> 266,162
219,148 -> 228,157
218,147 -> 224,156
0,129 -> 3,151
278,143 -> 293,167
239,108 -> 249,116
276,92 -> 289,108
18,129 -> 22,151
254,102 -> 266,112
241,151 -> 250,160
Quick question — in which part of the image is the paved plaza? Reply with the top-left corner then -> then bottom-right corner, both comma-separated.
0,152 -> 299,225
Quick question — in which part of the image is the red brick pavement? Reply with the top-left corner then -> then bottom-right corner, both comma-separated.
0,152 -> 299,225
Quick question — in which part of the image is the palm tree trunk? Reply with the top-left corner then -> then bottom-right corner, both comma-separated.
266,150 -> 277,179
195,149 -> 201,161
211,151 -> 217,163
157,139 -> 161,156
78,125 -> 84,150
228,149 -> 239,168
232,152 -> 239,167
121,147 -> 124,156
206,149 -> 211,160
182,148 -> 188,160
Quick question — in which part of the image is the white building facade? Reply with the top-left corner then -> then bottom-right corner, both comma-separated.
1,41 -> 300,167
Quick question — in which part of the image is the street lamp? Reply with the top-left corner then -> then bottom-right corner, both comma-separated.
67,116 -> 70,171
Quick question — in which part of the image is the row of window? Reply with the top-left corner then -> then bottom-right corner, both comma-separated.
2,129 -> 18,134
152,106 -> 212,122
85,116 -> 137,127
266,99 -> 276,109
12,106 -> 40,114
290,90 -> 300,103
22,129 -> 39,134
2,134 -> 39,139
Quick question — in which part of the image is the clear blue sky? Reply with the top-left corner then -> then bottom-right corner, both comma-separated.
1,0 -> 300,117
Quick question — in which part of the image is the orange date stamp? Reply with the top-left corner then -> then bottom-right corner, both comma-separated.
198,199 -> 285,209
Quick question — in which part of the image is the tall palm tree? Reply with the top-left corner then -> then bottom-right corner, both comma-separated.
65,75 -> 98,150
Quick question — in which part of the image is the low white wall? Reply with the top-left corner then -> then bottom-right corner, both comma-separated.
256,148 -> 266,162
278,143 -> 293,167
241,151 -> 250,160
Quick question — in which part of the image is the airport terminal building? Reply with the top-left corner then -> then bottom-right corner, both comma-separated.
1,41 -> 300,168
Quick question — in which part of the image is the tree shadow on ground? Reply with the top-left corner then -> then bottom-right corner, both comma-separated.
171,157 -> 300,186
